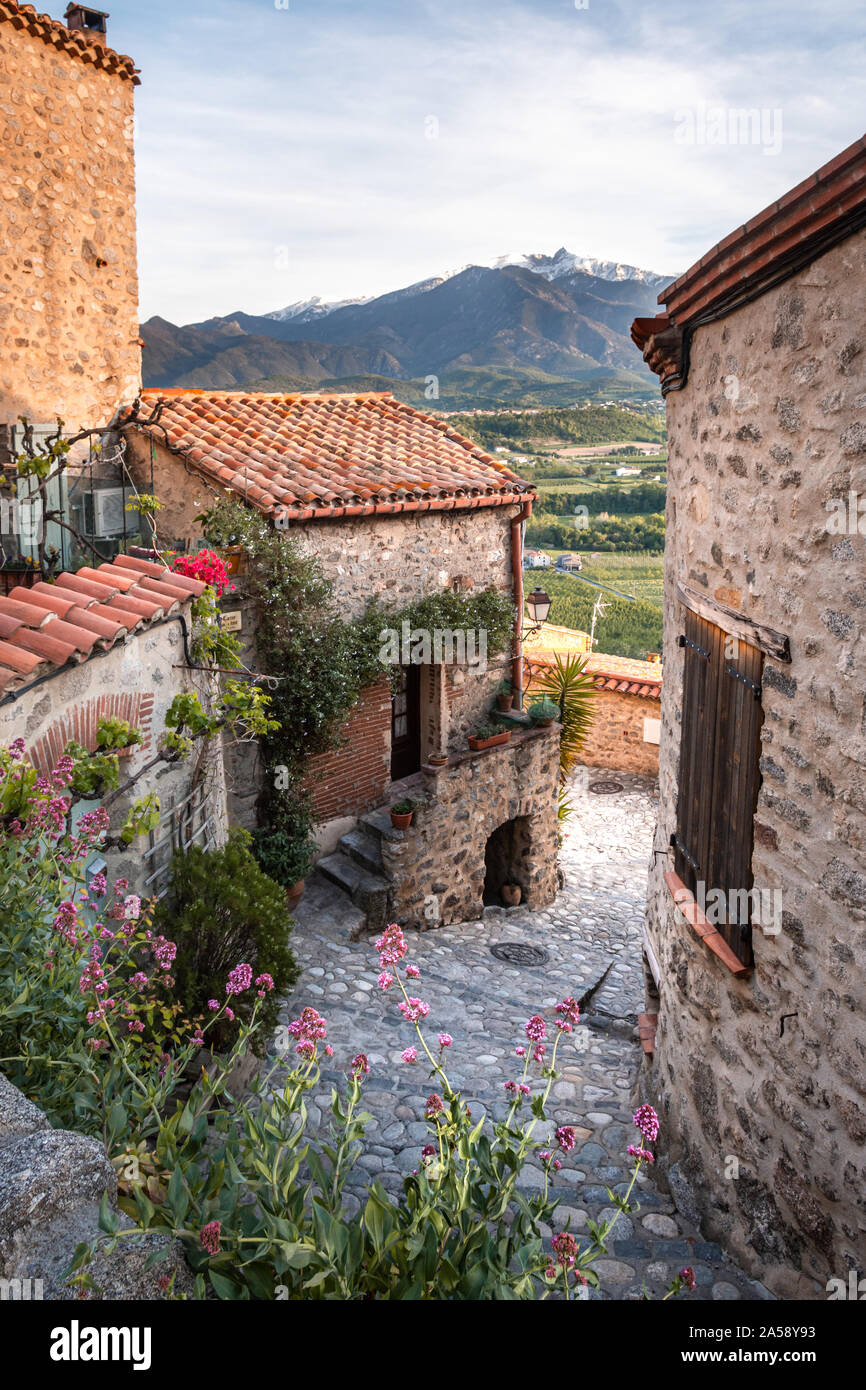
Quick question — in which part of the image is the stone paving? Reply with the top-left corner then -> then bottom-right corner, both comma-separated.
273,768 -> 771,1300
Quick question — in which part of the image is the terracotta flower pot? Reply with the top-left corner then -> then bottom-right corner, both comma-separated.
496,694 -> 514,712
390,810 -> 414,830
427,754 -> 449,767
285,879 -> 306,912
468,730 -> 511,751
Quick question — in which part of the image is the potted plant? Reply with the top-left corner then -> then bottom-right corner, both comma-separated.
495,680 -> 515,713
468,722 -> 512,752
427,750 -> 449,767
252,794 -> 317,911
528,696 -> 560,728
390,798 -> 416,829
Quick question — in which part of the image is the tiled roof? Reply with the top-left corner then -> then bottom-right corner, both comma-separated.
130,390 -> 532,520
656,135 -> 866,326
0,2 -> 140,83
0,555 -> 206,697
586,651 -> 662,701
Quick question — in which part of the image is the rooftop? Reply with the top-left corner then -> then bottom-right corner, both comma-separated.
129,390 -> 532,521
525,628 -> 662,701
0,555 -> 206,697
0,1 -> 139,83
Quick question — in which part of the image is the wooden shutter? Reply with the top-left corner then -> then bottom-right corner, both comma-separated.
674,607 -> 763,966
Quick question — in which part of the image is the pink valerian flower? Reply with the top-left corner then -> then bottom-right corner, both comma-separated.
255,973 -> 274,997
438,1033 -> 452,1049
7,737 -> 26,761
421,1144 -> 437,1159
398,997 -> 430,1024
375,921 -> 407,970
425,1093 -> 444,1117
515,1045 -> 526,1057
123,894 -> 141,920
627,1145 -> 655,1164
552,1232 -> 579,1270
207,999 -> 219,1011
288,1007 -> 327,1058
351,1052 -> 370,1078
378,972 -> 394,991
544,1265 -> 557,1281
556,996 -> 580,1026
525,1015 -> 546,1042
225,962 -> 252,995
53,900 -> 79,942
89,872 -> 107,899
324,1044 -> 334,1056
539,1150 -> 552,1163
679,1266 -> 697,1292
519,1083 -> 530,1096
555,1126 -> 576,1153
114,879 -> 130,896
128,1020 -> 145,1033
401,1047 -> 417,1064
130,972 -> 149,991
405,964 -> 420,979
533,1044 -> 546,1064
200,1221 -> 222,1255
154,938 -> 177,971
225,1008 -> 235,1023
633,1103 -> 660,1143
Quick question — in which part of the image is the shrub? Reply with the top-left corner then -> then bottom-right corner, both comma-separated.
253,789 -> 317,888
154,829 -> 298,1052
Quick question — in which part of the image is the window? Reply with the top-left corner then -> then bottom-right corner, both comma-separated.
672,605 -> 764,967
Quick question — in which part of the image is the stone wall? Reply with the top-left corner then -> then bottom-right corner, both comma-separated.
0,618 -> 228,893
644,231 -> 866,1297
579,689 -> 660,776
0,19 -> 140,427
0,1071 -> 191,1300
381,724 -> 560,929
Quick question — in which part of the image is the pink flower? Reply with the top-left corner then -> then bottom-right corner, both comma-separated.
555,1126 -> 576,1153
377,971 -> 394,991
123,894 -> 141,920
200,1221 -> 221,1256
633,1103 -> 659,1143
351,1052 -> 370,1078
325,1044 -> 334,1056
399,997 -> 429,1024
405,965 -> 420,978
515,1045 -> 526,1057
552,1231 -> 578,1269
401,1047 -> 417,1064
225,1008 -> 235,1022
525,1015 -> 546,1042
438,1033 -> 452,1048
225,962 -> 252,995
532,1044 -> 546,1064
421,1144 -> 437,1158
127,1020 -> 145,1033
375,921 -> 407,969
425,1093 -> 444,1117
255,973 -> 274,992
628,1145 -> 655,1164
679,1266 -> 696,1292
207,999 -> 219,1011
556,996 -> 580,1026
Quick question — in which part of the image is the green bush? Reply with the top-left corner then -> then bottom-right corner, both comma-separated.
253,789 -> 317,888
155,829 -> 298,1053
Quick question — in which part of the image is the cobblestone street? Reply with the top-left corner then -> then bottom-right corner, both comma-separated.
275,769 -> 771,1301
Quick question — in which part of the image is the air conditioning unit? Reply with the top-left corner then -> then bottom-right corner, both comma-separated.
83,488 -> 127,537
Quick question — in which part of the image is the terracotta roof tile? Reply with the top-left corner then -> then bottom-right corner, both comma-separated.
128,391 -> 534,521
0,2 -> 140,84
0,555 -> 202,694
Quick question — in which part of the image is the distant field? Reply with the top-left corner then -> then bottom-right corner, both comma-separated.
533,473 -> 666,494
538,568 -> 663,660
542,550 -> 664,607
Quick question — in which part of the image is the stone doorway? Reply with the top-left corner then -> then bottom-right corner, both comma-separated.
483,815 -> 532,906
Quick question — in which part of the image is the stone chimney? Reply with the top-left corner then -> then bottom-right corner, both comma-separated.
63,5 -> 110,47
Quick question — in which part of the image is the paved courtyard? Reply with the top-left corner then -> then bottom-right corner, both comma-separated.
273,768 -> 771,1301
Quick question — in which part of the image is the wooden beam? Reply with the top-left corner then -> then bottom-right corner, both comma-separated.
676,582 -> 791,663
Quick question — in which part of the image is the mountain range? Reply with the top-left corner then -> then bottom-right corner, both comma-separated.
141,250 -> 675,406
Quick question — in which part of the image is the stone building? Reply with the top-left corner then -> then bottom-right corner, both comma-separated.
632,136 -> 866,1297
123,388 -> 562,929
0,3 -> 141,429
0,552 -> 228,894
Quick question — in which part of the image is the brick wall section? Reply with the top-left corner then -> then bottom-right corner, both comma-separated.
0,18 -> 141,425
643,230 -> 866,1298
28,691 -> 154,773
303,677 -> 392,822
579,688 -> 659,775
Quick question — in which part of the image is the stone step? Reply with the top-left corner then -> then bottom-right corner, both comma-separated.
360,806 -> 404,844
317,851 -> 390,936
338,827 -> 384,874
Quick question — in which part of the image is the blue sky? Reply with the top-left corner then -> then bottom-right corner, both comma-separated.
107,0 -> 865,324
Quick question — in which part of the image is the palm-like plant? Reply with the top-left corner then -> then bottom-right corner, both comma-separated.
532,654 -> 598,828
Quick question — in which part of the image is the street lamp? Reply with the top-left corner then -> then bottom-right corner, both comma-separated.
524,587 -> 552,633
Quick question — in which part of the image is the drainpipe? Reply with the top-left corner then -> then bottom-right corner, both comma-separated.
510,500 -> 533,708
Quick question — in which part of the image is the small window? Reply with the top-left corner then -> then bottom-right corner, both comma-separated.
672,607 -> 764,966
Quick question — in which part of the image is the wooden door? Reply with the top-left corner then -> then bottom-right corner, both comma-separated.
390,664 -> 421,781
